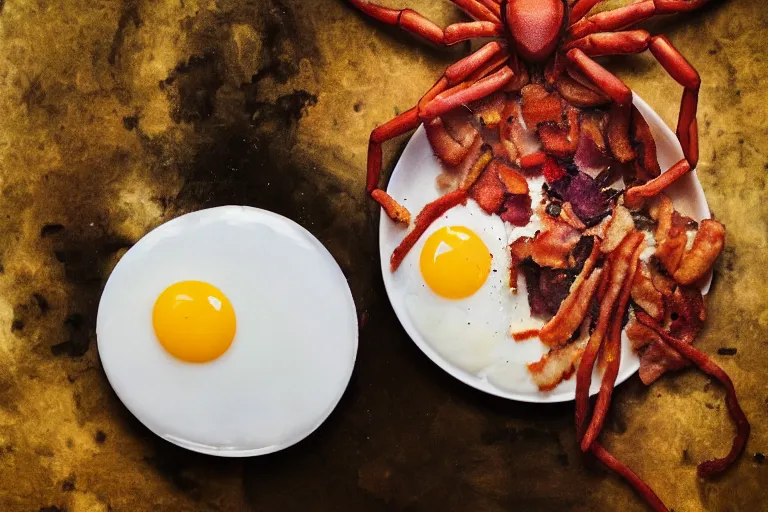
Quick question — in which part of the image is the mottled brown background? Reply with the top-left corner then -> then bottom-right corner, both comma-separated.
0,0 -> 765,510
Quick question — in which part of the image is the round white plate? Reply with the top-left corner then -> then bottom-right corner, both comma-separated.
98,206 -> 358,455
379,94 -> 710,403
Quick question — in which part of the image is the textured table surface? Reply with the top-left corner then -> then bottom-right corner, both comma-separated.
0,1 -> 766,510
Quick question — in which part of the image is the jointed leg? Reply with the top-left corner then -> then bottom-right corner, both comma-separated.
568,0 -> 655,39
565,49 -> 632,106
569,0 -> 605,25
649,35 -> 700,167
366,108 -> 420,193
654,0 -> 712,14
420,66 -> 515,120
448,0 -> 501,23
348,1 -> 503,46
567,33 -> 700,167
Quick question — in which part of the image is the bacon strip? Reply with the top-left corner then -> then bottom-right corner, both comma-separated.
390,189 -> 468,271
575,232 -> 643,440
590,442 -> 669,512
512,328 -> 540,342
528,339 -> 588,392
539,240 -> 602,347
581,241 -> 642,451
673,219 -> 725,285
636,312 -> 750,478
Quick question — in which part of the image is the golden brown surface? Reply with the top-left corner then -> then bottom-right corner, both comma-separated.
0,1 -> 766,510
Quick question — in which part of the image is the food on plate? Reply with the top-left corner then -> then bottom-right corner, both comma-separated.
351,0 -> 747,508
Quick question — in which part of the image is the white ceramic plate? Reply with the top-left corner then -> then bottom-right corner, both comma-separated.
379,94 -> 710,403
98,206 -> 358,456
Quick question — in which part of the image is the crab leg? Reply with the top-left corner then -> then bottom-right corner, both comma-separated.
568,0 -> 655,40
564,30 -> 651,56
565,49 -> 632,106
366,108 -> 420,193
649,35 -> 701,167
347,0 -> 502,46
654,0 -> 712,14
565,33 -> 700,166
445,41 -> 508,85
569,0 -> 605,25
421,66 -> 515,120
448,0 -> 501,23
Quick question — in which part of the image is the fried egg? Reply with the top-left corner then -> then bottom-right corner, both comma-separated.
97,206 -> 358,456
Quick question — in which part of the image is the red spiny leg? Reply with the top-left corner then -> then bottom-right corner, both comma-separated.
569,0 -> 604,25
348,1 -> 444,45
420,66 -> 515,120
565,49 -> 632,106
475,0 -> 502,20
366,108 -> 420,193
568,0 -> 655,40
649,35 -> 701,167
564,30 -> 651,56
445,21 -> 504,45
654,0 -> 712,14
445,41 -> 507,84
347,0 -> 503,46
448,0 -> 501,23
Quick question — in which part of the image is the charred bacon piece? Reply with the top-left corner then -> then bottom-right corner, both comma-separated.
548,171 -> 611,224
636,311 -> 750,478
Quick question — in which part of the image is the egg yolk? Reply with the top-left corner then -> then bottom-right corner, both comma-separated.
420,226 -> 492,299
152,281 -> 236,363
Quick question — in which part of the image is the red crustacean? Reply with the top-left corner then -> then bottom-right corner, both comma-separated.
352,0 -> 706,209
348,1 -> 745,510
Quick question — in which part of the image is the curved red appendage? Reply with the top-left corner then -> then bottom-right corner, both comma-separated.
649,35 -> 701,167
390,189 -> 468,271
366,108 -> 420,192
580,242 -> 642,452
421,66 -> 515,120
445,41 -> 507,85
444,21 -> 504,45
625,158 -> 690,207
654,0 -> 712,14
566,49 -> 632,106
570,0 -> 604,25
449,0 -> 501,23
476,0 -> 502,20
591,442 -> 669,512
636,312 -> 751,478
347,1 -> 445,45
564,30 -> 651,57
568,0 -> 655,40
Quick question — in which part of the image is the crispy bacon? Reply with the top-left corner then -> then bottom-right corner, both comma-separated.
602,204 -> 635,253
509,235 -> 533,291
469,159 -> 507,214
575,231 -> 643,441
460,148 -> 494,190
528,338 -> 588,392
631,262 -> 665,321
521,84 -> 564,127
667,285 -> 706,344
631,106 -> 661,178
500,194 -> 533,226
636,312 -> 750,478
548,171 -> 610,223
559,202 -> 587,230
390,189 -> 467,272
651,194 -> 688,275
469,92 -> 507,128
495,161 -> 529,194
673,219 -> 725,285
539,240 -> 602,347
625,158 -> 691,208
512,328 -> 540,342
371,189 -> 411,224
539,105 -> 580,157
581,239 -> 643,451
425,116 -> 478,166
607,102 -> 636,163
531,221 -> 582,269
